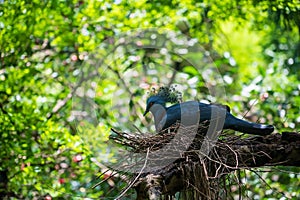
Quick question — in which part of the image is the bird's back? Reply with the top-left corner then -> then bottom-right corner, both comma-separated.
163,101 -> 227,129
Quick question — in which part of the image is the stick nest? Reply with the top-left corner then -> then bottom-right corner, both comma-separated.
108,123 -> 300,199
110,121 -> 211,153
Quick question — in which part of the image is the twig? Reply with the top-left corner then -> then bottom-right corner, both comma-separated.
115,148 -> 150,200
92,171 -> 119,189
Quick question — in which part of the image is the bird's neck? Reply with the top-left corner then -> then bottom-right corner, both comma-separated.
149,104 -> 167,131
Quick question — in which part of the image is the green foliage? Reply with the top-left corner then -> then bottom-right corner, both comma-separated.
0,0 -> 299,199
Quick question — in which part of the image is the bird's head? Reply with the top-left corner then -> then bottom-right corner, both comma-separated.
143,96 -> 166,116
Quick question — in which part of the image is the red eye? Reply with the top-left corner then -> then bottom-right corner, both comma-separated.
149,102 -> 154,106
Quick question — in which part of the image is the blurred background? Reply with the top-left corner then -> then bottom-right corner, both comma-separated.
0,0 -> 299,199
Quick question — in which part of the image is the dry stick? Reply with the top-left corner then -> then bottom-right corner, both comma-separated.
199,142 -> 238,178
201,159 -> 209,181
195,147 -> 240,170
132,124 -> 143,134
210,163 -> 223,179
224,143 -> 239,169
186,181 -> 212,200
115,148 -> 150,200
242,98 -> 257,120
237,170 -> 242,200
92,171 -> 119,189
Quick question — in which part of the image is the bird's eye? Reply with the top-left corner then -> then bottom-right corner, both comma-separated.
149,102 -> 154,107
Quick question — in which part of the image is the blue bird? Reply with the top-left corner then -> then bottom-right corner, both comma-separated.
143,95 -> 274,135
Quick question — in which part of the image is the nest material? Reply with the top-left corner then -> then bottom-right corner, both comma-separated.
110,121 -> 211,153
110,121 -> 232,199
108,120 -> 300,200
110,122 -> 216,198
109,120 -> 300,200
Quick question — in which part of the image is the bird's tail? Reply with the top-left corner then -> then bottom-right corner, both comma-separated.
225,115 -> 274,135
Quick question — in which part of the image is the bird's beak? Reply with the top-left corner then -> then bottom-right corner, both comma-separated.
143,110 -> 148,116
